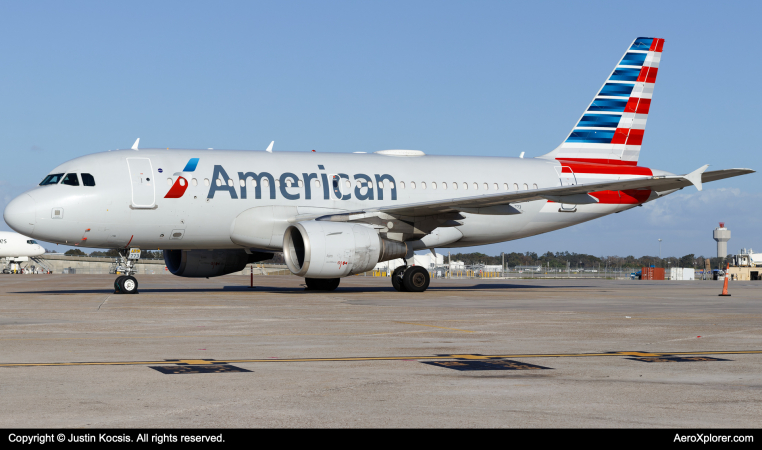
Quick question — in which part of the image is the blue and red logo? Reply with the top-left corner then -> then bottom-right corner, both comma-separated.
164,158 -> 199,199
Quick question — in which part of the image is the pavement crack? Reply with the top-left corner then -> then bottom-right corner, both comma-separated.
96,295 -> 111,311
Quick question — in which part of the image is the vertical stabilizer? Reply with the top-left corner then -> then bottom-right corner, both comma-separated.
540,37 -> 664,165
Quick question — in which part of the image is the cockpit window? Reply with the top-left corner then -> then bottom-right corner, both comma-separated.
39,173 -> 65,185
62,173 -> 80,186
26,240 -> 38,244
81,173 -> 95,186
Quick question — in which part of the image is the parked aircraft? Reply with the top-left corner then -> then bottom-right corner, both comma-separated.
0,231 -> 45,273
0,231 -> 45,259
3,37 -> 754,293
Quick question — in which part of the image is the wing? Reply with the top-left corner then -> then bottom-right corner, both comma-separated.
317,167 -> 754,219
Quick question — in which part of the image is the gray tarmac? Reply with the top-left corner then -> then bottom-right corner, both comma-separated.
0,274 -> 760,428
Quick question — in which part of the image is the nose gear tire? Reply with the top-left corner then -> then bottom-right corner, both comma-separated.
114,276 -> 125,293
118,276 -> 139,294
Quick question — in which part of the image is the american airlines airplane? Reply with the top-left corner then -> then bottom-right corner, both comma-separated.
2,37 -> 754,294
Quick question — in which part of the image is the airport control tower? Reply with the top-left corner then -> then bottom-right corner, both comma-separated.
713,222 -> 731,258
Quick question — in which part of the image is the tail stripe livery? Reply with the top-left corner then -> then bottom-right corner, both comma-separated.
543,37 -> 665,166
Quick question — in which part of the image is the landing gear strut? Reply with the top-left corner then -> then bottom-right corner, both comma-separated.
114,248 -> 140,294
391,266 -> 430,292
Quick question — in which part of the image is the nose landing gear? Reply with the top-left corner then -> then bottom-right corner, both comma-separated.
114,248 -> 141,294
114,275 -> 139,294
391,265 -> 430,292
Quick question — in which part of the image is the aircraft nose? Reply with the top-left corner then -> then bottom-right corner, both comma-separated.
4,194 -> 36,235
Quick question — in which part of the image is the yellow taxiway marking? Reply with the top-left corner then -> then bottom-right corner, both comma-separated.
393,321 -> 475,333
0,350 -> 760,368
175,360 -> 215,365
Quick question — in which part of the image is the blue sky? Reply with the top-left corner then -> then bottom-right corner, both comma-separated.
1,0 -> 760,259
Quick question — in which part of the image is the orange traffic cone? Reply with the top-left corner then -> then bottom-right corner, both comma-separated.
719,262 -> 731,297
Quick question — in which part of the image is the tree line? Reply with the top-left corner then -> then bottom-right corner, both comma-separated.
52,248 -> 729,269
445,251 -> 731,270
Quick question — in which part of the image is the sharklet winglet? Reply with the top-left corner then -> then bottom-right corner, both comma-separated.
131,138 -> 140,150
266,141 -> 274,153
684,164 -> 709,191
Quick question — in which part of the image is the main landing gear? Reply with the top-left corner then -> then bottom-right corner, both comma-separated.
391,265 -> 430,292
114,248 -> 140,294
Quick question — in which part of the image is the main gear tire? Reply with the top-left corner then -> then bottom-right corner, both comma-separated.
402,266 -> 430,292
391,266 -> 407,292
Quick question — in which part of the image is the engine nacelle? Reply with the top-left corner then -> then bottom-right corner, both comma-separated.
164,249 -> 272,278
283,221 -> 407,278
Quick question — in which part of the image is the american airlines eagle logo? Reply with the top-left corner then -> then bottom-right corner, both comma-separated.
164,158 -> 199,199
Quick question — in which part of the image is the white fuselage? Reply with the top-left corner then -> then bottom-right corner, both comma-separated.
0,231 -> 45,259
3,149 -> 664,252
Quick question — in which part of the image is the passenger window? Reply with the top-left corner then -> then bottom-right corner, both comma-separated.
533,183 -> 538,189
410,182 -> 416,189
503,183 -> 508,190
39,173 -> 65,185
62,173 -> 80,186
421,182 -> 426,190
442,182 -> 447,190
453,183 -> 458,190
463,182 -> 468,190
523,183 -> 529,190
473,182 -> 478,190
192,178 -> 198,186
483,183 -> 488,190
513,183 -> 519,190
81,173 -> 96,186
204,178 -> 210,187
431,182 -> 437,190
493,183 -> 498,190
399,181 -> 405,189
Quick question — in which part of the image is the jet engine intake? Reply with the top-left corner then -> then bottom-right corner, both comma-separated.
164,249 -> 273,278
283,221 -> 407,278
